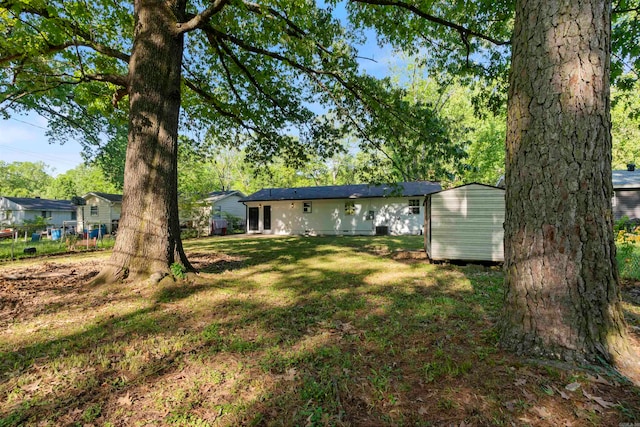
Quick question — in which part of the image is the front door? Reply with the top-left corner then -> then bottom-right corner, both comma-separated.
263,205 -> 271,230
248,207 -> 259,231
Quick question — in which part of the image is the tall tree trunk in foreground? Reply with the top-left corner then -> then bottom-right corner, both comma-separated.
500,0 -> 629,363
95,0 -> 191,283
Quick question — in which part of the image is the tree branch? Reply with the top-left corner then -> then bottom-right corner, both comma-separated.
183,77 -> 266,138
350,0 -> 511,46
2,2 -> 130,63
82,73 -> 129,88
241,1 -> 333,56
176,0 -> 229,33
215,36 -> 303,121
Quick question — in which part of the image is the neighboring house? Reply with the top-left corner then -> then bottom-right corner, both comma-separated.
0,196 -> 76,228
240,181 -> 441,236
425,183 -> 505,262
499,164 -> 640,222
206,190 -> 246,232
77,192 -> 122,234
613,164 -> 640,220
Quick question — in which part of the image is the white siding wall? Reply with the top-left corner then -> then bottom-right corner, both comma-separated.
215,195 -> 246,220
0,199 -> 23,226
78,196 -> 121,233
245,197 -> 424,235
427,184 -> 504,262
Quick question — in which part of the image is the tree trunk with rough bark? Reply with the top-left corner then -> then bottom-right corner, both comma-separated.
95,0 -> 192,283
500,0 -> 629,363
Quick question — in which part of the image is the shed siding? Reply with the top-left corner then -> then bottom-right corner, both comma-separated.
428,184 -> 504,262
244,197 -> 424,235
613,189 -> 640,220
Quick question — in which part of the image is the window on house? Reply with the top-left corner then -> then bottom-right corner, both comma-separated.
366,210 -> 375,220
303,202 -> 312,213
408,199 -> 420,215
71,211 -> 77,220
214,205 -> 222,218
345,202 -> 356,215
90,206 -> 99,216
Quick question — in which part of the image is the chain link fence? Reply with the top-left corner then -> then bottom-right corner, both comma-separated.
617,242 -> 640,280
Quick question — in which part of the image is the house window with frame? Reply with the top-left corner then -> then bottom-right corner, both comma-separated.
345,201 -> 356,215
90,206 -> 99,216
213,205 -> 222,218
303,202 -> 312,213
408,199 -> 420,215
366,210 -> 375,220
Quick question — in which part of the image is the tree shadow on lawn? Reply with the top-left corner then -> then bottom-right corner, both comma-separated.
186,235 -> 424,273
2,239 -> 640,426
620,280 -> 640,342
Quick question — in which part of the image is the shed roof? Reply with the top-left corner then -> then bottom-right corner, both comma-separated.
240,181 -> 441,202
2,197 -> 75,211
428,182 -> 505,196
613,170 -> 640,189
84,192 -> 123,203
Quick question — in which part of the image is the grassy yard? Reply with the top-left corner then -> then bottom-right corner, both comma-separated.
1,235 -> 639,426
0,235 -> 115,261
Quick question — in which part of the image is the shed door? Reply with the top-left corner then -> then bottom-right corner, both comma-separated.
263,205 -> 271,230
248,207 -> 259,231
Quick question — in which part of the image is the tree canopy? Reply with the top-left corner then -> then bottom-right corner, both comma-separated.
0,0 -> 467,177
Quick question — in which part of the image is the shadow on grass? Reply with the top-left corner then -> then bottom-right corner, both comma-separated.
1,236 -> 639,426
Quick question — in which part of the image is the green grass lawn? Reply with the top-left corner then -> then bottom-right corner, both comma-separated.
0,235 -> 115,261
1,235 -> 639,426
617,241 -> 640,280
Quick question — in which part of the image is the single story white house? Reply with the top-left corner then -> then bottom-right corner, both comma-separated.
0,196 -> 76,228
76,192 -> 122,234
425,183 -> 505,262
240,181 -> 442,236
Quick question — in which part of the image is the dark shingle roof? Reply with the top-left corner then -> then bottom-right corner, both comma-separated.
240,181 -> 441,202
613,170 -> 640,189
85,192 -> 123,202
2,197 -> 75,211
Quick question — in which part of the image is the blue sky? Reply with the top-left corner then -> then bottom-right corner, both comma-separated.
1,113 -> 86,176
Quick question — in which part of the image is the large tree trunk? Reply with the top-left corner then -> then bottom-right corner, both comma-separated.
95,0 -> 191,283
500,0 -> 629,363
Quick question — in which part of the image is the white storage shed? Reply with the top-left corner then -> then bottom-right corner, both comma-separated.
425,183 -> 505,262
